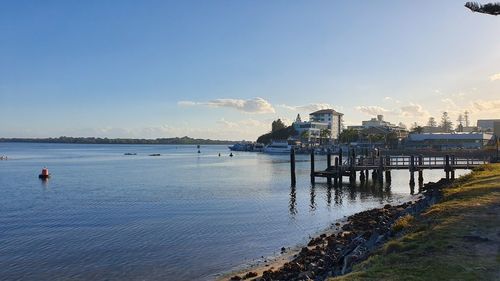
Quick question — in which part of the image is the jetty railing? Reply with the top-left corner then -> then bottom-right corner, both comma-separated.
290,148 -> 489,187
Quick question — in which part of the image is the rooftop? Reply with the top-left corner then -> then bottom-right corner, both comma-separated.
309,109 -> 343,116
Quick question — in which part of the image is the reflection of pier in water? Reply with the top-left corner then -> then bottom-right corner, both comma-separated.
289,178 -> 396,216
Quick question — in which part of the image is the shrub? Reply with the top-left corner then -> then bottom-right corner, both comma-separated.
392,214 -> 414,233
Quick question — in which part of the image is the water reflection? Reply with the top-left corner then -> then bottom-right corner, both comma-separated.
334,186 -> 343,206
326,186 -> 332,208
309,185 -> 316,212
289,178 -> 397,216
289,185 -> 297,217
39,178 -> 49,189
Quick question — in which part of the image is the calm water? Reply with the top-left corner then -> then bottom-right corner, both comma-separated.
0,143 -> 467,281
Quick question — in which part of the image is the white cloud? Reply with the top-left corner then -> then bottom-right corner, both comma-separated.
489,73 -> 500,81
355,103 -> 431,124
178,97 -> 275,114
278,103 -> 337,112
399,103 -> 430,118
355,105 -> 391,116
177,101 -> 197,106
471,99 -> 500,112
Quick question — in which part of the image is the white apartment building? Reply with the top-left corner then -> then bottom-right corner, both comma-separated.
308,109 -> 343,140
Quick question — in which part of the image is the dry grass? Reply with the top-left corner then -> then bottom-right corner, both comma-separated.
391,214 -> 414,233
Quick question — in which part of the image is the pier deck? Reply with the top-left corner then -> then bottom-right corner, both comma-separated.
289,149 -> 490,186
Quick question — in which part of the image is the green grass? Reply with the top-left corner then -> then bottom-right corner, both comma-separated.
330,164 -> 500,281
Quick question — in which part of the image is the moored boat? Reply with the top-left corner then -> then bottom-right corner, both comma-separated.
263,141 -> 292,154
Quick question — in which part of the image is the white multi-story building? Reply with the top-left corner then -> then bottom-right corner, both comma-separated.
308,109 -> 343,140
347,115 -> 408,139
293,120 -> 329,142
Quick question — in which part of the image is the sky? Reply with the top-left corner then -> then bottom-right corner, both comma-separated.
1,0 -> 499,140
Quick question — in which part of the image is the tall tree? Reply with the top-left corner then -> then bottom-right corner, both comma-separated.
440,112 -> 453,132
271,119 -> 286,132
456,113 -> 464,132
319,129 -> 331,145
427,117 -> 437,127
457,114 -> 464,126
295,114 -> 302,123
410,122 -> 419,131
464,111 -> 470,127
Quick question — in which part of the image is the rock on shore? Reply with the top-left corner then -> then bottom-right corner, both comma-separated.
232,179 -> 452,281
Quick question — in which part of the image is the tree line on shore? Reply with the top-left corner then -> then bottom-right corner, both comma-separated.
0,136 -> 234,145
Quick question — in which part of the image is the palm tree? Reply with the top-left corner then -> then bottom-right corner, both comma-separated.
320,129 -> 331,146
411,126 -> 424,134
300,130 -> 310,144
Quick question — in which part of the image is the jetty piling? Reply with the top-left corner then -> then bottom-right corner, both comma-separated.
445,155 -> 451,180
290,148 -> 296,186
385,156 -> 391,183
409,155 -> 416,186
451,155 -> 456,180
418,155 -> 424,184
334,157 -> 339,186
310,149 -> 315,184
305,152 -> 486,186
326,149 -> 332,185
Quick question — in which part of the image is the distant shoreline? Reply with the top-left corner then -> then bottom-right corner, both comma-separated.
0,136 -> 236,145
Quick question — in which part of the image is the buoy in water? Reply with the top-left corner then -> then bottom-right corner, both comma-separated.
198,150 -> 201,153
38,168 -> 50,180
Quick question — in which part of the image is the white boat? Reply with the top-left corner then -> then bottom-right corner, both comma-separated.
253,143 -> 265,152
263,141 -> 292,154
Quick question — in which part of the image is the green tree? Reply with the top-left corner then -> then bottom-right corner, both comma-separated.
411,126 -> 424,134
464,111 -> 470,127
339,128 -> 359,144
385,131 -> 399,148
319,129 -> 331,145
427,117 -> 437,127
271,119 -> 286,132
300,130 -> 310,142
440,112 -> 453,132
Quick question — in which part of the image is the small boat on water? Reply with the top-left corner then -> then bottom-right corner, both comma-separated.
263,141 -> 292,154
124,153 -> 137,155
38,168 -> 50,180
228,143 -> 251,151
149,153 -> 161,156
229,142 -> 266,152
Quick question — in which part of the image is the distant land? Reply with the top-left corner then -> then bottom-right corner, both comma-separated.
0,136 -> 236,145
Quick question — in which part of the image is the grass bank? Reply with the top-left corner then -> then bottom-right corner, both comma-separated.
331,164 -> 500,281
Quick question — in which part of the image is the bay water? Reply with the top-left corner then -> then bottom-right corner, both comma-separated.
0,143 -> 466,280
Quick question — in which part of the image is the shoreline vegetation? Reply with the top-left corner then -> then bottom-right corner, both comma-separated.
224,164 -> 500,281
0,136 -> 235,145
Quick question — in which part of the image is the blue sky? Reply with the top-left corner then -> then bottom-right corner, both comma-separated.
1,0 -> 499,140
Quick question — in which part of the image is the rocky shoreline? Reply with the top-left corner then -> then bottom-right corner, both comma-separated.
229,178 -> 453,281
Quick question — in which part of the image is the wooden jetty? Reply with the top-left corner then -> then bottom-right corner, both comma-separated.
290,148 -> 489,186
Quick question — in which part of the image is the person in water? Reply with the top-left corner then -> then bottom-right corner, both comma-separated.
229,153 -> 233,157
